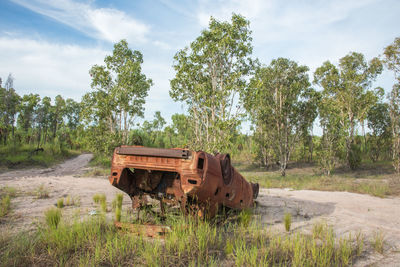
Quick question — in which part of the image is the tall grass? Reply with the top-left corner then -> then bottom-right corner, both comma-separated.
0,210 -> 364,266
284,212 -> 292,232
0,143 -> 80,169
0,195 -> 11,217
114,194 -> 123,222
0,186 -> 18,217
44,208 -> 61,229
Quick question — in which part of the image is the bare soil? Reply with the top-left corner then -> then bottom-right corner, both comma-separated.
1,155 -> 399,266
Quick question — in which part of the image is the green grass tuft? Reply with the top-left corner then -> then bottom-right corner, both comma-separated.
57,198 -> 64,208
0,209 -> 365,266
35,184 -> 50,199
45,208 -> 61,229
372,230 -> 385,254
0,195 -> 11,217
284,212 -> 292,232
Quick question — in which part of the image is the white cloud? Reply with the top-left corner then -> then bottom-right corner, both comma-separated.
0,37 -> 183,123
11,0 -> 150,44
152,40 -> 172,50
0,37 -> 107,100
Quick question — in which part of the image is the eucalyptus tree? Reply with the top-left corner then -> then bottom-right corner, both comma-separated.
82,40 -> 152,152
317,91 -> 345,175
170,14 -> 254,152
244,58 -> 315,176
314,52 -> 382,169
50,95 -> 66,139
141,111 -> 166,146
18,93 -> 40,143
0,86 -> 20,144
36,96 -> 51,146
383,37 -> 400,173
367,102 -> 391,162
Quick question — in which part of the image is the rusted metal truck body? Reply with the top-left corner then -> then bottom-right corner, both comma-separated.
109,146 -> 259,218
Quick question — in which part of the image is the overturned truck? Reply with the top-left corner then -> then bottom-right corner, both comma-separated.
109,146 -> 259,218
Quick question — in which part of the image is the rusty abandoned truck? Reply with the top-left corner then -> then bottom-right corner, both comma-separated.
109,146 -> 259,218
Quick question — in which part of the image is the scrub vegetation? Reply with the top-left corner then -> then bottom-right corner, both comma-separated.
0,207 -> 365,267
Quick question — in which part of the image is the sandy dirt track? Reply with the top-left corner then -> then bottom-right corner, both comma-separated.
1,154 -> 400,266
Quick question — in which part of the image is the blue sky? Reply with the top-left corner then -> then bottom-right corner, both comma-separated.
0,0 -> 399,134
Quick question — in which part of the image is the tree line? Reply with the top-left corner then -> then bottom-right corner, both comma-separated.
1,14 -> 400,176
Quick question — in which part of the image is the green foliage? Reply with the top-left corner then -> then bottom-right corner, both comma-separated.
113,193 -> 123,221
371,230 -> 385,254
384,37 -> 400,174
100,197 -> 107,213
0,195 -> 11,217
93,193 -> 106,204
314,52 -> 383,169
349,143 -> 362,170
284,212 -> 292,232
44,208 -> 61,229
170,14 -> 254,152
82,39 -> 152,153
116,193 -> 123,209
57,198 -> 64,208
115,207 -> 121,222
244,58 -> 317,176
367,103 -> 391,162
0,215 -> 363,266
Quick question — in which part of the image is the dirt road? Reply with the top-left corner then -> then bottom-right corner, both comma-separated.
1,155 -> 399,266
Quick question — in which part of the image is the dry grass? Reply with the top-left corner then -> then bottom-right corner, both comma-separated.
237,161 -> 400,198
0,186 -> 18,218
34,184 -> 50,199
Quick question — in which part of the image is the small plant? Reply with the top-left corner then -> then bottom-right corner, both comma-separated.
100,197 -> 107,213
93,193 -> 101,204
355,231 -> 365,256
1,186 -> 17,197
224,239 -> 234,255
115,207 -> 121,222
35,184 -> 49,199
45,208 -> 61,228
0,195 -> 11,217
372,230 -> 385,254
284,212 -> 292,232
93,193 -> 106,204
57,198 -> 64,208
238,209 -> 252,227
114,193 -> 123,221
312,221 -> 327,239
65,195 -> 71,206
116,193 -> 123,209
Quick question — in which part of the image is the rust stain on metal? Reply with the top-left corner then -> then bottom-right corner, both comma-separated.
109,146 -> 259,218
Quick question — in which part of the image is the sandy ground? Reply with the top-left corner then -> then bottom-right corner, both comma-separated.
1,154 -> 400,266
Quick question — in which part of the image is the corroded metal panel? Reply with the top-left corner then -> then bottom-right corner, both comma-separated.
109,146 -> 259,218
